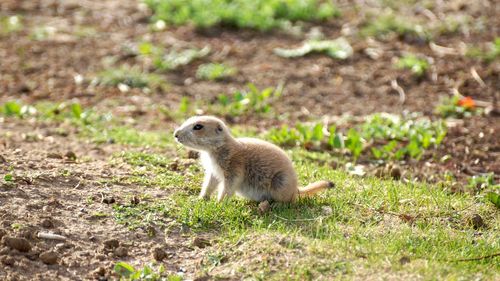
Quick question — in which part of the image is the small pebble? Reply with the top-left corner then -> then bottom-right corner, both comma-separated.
114,247 -> 128,257
103,239 -> 119,249
39,251 -> 58,265
2,236 -> 31,252
152,247 -> 167,261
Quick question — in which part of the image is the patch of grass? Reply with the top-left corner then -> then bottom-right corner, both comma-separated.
0,100 -> 175,148
395,54 -> 429,77
144,0 -> 339,31
196,63 -> 236,81
138,42 -> 210,72
360,14 -> 431,42
114,148 -> 499,280
0,15 -> 23,36
95,66 -> 166,90
274,37 -> 353,59
467,173 -> 498,192
467,38 -> 500,63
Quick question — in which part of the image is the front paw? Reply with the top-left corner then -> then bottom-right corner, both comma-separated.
198,193 -> 210,200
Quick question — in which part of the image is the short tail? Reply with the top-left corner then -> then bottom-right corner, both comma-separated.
298,180 -> 334,197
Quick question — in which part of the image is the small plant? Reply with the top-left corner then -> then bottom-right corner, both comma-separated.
467,38 -> 500,63
0,15 -> 23,36
95,66 -> 165,89
395,54 -> 429,77
274,37 -> 353,59
196,63 -> 236,80
143,0 -> 339,31
4,173 -> 13,182
267,122 -> 329,148
138,42 -> 210,71
114,261 -> 182,281
360,14 -> 430,41
435,94 -> 479,118
216,83 -> 282,115
0,101 -> 36,118
267,113 -> 447,161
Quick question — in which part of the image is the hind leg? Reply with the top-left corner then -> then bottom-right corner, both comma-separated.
269,172 -> 298,202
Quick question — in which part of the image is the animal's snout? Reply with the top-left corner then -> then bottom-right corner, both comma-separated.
174,129 -> 180,139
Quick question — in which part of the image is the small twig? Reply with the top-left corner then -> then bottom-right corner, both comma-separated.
390,79 -> 406,104
37,232 -> 67,241
429,42 -> 457,56
470,67 -> 486,87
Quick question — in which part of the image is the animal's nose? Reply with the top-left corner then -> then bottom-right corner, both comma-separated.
174,130 -> 179,138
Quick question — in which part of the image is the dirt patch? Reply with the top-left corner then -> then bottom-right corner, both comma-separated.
0,120 -> 208,280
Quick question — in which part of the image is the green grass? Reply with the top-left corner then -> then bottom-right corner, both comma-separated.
144,0 -> 339,31
112,148 -> 499,280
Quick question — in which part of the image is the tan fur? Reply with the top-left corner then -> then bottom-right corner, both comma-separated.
174,116 -> 333,202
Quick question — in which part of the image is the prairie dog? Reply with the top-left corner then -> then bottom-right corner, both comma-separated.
174,116 -> 333,202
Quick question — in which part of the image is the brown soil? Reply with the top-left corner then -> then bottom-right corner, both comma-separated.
0,0 -> 499,279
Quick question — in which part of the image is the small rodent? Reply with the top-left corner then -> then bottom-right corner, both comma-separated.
174,116 -> 333,202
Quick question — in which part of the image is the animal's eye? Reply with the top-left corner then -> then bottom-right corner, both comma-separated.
193,124 -> 204,130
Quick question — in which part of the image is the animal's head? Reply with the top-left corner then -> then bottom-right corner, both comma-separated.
174,116 -> 231,151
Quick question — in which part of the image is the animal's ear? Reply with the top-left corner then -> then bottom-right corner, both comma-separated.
216,124 -> 223,134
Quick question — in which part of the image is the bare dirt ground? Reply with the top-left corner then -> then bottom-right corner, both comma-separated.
0,0 -> 499,280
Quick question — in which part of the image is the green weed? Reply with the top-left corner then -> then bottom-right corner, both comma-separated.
196,63 -> 236,81
395,54 -> 429,77
215,83 -> 282,116
114,262 -> 183,281
138,42 -> 210,71
144,0 -> 339,31
95,66 -> 166,90
435,95 -> 479,118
